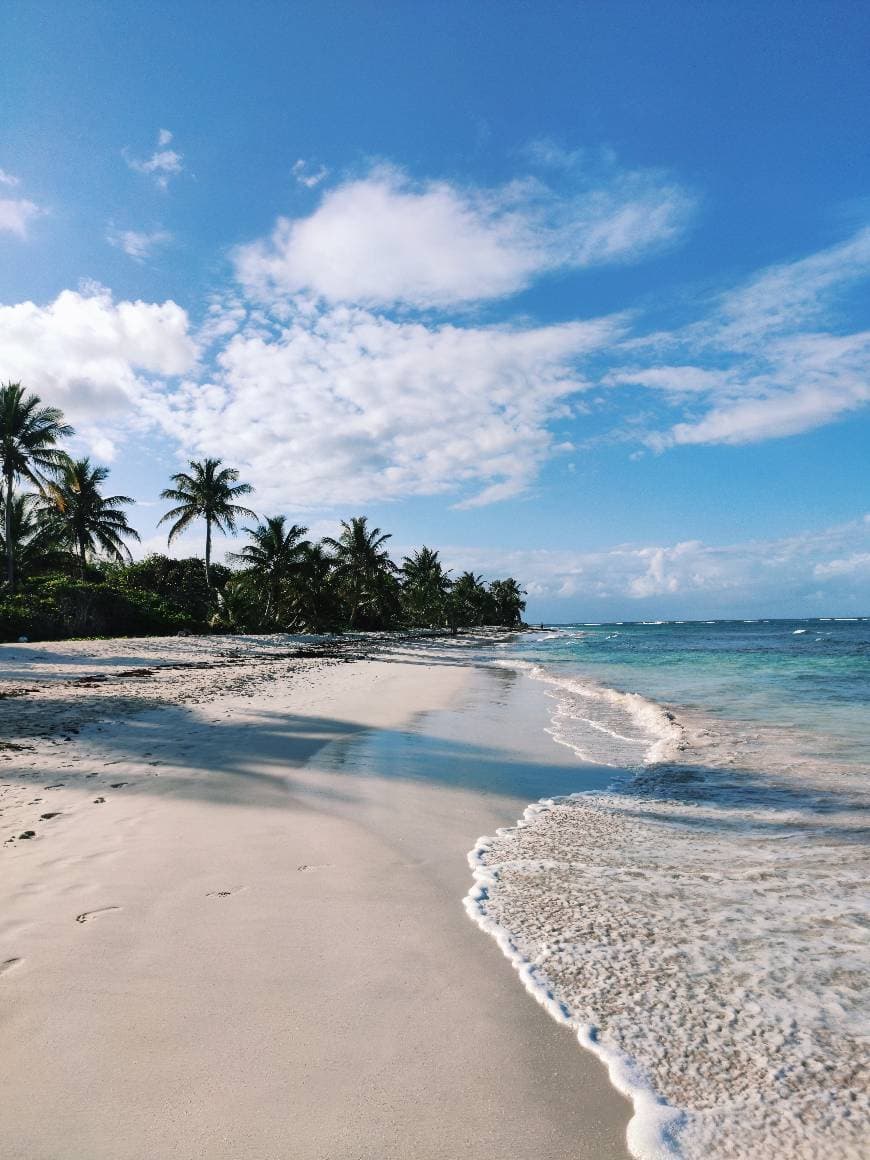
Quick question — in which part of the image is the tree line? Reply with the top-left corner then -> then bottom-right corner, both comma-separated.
0,382 -> 526,640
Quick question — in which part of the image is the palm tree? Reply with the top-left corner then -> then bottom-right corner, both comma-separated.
446,570 -> 492,632
227,515 -> 310,625
40,458 -> 140,576
488,577 -> 527,626
0,492 -> 67,582
284,541 -> 343,633
159,458 -> 255,587
322,516 -> 397,628
0,382 -> 73,590
400,546 -> 452,627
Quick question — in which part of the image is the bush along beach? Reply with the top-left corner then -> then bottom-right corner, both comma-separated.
0,382 -> 526,641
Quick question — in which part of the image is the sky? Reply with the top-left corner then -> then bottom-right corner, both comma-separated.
2,0 -> 869,620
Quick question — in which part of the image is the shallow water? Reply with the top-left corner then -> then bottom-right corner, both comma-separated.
467,620 -> 869,1159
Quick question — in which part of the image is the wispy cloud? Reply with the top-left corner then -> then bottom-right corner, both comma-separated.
235,162 -> 695,309
291,159 -> 328,188
0,170 -> 44,239
608,227 -> 870,449
0,198 -> 43,238
124,128 -> 184,190
106,224 -> 172,261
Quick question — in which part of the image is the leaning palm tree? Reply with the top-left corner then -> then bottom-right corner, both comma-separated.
227,515 -> 310,625
159,458 -> 255,587
39,458 -> 140,576
0,382 -> 74,590
322,516 -> 397,629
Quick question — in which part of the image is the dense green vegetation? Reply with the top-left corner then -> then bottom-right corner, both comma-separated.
0,383 -> 527,641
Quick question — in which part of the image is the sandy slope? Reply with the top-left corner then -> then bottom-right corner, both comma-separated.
0,636 -> 629,1159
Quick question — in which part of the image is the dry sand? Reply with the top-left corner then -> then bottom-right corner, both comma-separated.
0,635 -> 630,1160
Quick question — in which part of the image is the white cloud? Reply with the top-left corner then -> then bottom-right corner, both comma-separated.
0,198 -> 43,238
713,227 -> 870,347
813,552 -> 870,579
157,306 -> 623,508
0,286 -> 198,459
106,225 -> 172,261
292,159 -> 328,188
614,228 -> 870,449
0,169 -> 21,187
124,129 -> 184,190
235,163 -> 694,308
445,515 -> 870,606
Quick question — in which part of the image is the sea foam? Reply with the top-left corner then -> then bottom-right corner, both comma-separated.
468,658 -> 869,1159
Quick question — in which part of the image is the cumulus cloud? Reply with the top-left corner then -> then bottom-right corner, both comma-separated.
124,128 -> 184,190
235,163 -> 695,308
0,169 -> 21,187
157,305 -> 623,508
106,225 -> 172,261
0,285 -> 198,458
446,515 -> 870,608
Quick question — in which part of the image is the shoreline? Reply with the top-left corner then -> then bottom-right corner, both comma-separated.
0,634 -> 631,1160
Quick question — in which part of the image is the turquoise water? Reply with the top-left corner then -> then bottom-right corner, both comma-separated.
469,619 -> 869,1159
510,618 -> 869,775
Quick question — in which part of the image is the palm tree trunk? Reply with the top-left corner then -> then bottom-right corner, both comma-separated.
78,537 -> 87,579
205,517 -> 212,587
5,470 -> 14,593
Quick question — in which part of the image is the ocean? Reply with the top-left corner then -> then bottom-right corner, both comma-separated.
466,618 -> 869,1159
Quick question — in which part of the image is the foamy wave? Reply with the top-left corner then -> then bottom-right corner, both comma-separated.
467,786 -> 869,1159
493,659 -> 686,767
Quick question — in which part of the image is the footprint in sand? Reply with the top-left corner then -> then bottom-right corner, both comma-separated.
0,957 -> 22,976
75,906 -> 121,924
109,782 -> 128,789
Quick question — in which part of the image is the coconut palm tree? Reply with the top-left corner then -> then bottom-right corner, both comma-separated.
159,458 -> 255,587
39,458 -> 140,576
322,516 -> 397,628
400,546 -> 452,627
0,382 -> 73,590
284,541 -> 343,633
446,570 -> 492,632
488,577 -> 527,626
0,492 -> 67,582
227,515 -> 310,626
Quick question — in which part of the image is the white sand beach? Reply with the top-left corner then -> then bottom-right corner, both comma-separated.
0,635 -> 630,1160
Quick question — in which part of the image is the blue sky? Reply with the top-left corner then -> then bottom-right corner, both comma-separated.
2,0 -> 869,619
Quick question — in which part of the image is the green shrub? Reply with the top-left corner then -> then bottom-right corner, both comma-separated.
112,555 -> 226,626
0,577 -> 187,642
